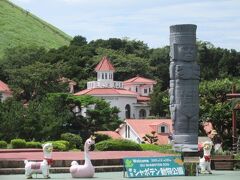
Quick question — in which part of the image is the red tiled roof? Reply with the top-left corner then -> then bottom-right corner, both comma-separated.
74,88 -> 138,96
96,131 -> 122,139
0,80 -> 11,93
95,57 -> 115,72
125,119 -> 173,144
124,76 -> 157,85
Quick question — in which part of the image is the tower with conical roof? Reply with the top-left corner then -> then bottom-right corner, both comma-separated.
87,57 -> 123,89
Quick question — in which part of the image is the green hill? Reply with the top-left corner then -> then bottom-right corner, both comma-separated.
0,0 -> 72,59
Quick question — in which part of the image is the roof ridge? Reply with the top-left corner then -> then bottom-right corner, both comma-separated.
95,56 -> 115,72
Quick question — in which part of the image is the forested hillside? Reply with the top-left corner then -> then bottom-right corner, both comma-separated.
0,0 -> 71,59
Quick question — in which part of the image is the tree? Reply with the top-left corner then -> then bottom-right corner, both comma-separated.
149,84 -> 169,117
199,78 -> 240,149
37,93 -> 121,141
142,131 -> 159,144
0,98 -> 25,141
149,46 -> 170,89
70,36 -> 87,47
7,61 -> 69,101
0,47 -> 47,81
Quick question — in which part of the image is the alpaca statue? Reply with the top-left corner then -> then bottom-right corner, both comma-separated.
24,143 -> 53,179
70,135 -> 95,178
199,141 -> 213,174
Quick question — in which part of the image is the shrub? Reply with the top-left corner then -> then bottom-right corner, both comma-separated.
51,140 -> 70,151
0,140 -> 7,148
140,144 -> 177,154
95,139 -> 142,151
60,133 -> 83,149
11,139 -> 26,148
26,141 -> 42,148
141,144 -> 172,152
94,133 -> 112,143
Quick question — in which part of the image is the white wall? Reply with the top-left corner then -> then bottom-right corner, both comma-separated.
99,95 -> 137,120
118,124 -> 141,143
123,84 -> 154,96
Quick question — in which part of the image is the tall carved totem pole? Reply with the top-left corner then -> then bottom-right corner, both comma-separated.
169,24 -> 199,152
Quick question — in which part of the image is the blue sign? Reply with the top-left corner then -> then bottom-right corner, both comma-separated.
123,156 -> 185,178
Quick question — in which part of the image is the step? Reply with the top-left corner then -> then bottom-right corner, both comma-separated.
0,165 -> 123,175
0,159 -> 122,168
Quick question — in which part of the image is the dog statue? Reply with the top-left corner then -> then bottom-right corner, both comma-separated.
24,143 -> 53,179
199,141 -> 213,174
70,135 -> 95,178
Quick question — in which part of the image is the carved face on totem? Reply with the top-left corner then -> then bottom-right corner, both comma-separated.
171,44 -> 196,61
177,44 -> 195,61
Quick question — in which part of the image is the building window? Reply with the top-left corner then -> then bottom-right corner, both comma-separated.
139,109 -> 146,118
102,73 -> 104,79
136,87 -> 138,92
125,104 -> 131,119
158,125 -> 168,133
125,125 -> 130,138
144,89 -> 148,93
0,93 -> 2,102
105,73 -> 108,79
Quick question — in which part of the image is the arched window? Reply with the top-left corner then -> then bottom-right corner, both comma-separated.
139,109 -> 146,118
125,104 -> 131,119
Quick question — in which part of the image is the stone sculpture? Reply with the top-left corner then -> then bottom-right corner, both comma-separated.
24,143 -> 53,179
199,141 -> 213,174
169,24 -> 199,152
70,135 -> 95,178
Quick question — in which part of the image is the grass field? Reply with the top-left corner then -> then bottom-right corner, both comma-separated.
0,0 -> 72,59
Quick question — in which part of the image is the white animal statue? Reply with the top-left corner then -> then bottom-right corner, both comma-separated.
24,143 -> 53,179
70,135 -> 95,178
199,141 -> 213,174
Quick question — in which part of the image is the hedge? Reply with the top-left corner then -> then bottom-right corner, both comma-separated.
51,140 -> 70,151
11,139 -> 26,148
94,133 -> 112,143
0,140 -> 7,148
60,133 -> 83,149
140,144 -> 178,154
95,139 -> 142,151
26,141 -> 42,148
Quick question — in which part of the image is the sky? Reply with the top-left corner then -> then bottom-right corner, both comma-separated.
10,0 -> 240,50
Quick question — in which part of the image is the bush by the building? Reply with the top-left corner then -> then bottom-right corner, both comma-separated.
0,140 -> 7,148
10,139 -> 26,148
26,141 -> 42,148
60,133 -> 83,149
95,139 -> 142,151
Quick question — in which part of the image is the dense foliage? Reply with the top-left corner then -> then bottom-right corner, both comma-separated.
0,36 -> 240,149
0,94 -> 121,142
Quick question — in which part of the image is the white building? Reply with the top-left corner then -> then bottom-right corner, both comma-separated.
74,57 -> 156,120
0,80 -> 12,102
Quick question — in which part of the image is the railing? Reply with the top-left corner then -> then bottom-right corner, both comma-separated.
87,81 -> 123,89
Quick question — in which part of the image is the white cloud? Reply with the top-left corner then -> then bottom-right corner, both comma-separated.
8,0 -> 240,50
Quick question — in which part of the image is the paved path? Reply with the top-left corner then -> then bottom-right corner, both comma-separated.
0,171 -> 240,180
0,150 -> 172,161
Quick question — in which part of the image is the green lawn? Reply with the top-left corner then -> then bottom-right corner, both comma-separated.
0,0 -> 72,59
